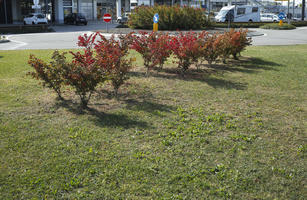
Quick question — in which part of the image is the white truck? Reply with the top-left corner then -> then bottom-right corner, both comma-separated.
215,5 -> 260,23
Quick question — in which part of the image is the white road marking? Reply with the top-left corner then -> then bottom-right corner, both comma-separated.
4,36 -> 28,50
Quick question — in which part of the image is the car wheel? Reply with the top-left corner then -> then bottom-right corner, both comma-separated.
23,21 -> 26,25
32,22 -> 35,25
249,19 -> 253,23
84,22 -> 87,25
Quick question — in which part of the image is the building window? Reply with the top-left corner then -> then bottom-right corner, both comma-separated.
73,0 -> 78,13
63,0 -> 73,16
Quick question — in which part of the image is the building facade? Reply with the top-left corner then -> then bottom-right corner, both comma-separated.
1,0 -> 304,24
0,0 -> 132,24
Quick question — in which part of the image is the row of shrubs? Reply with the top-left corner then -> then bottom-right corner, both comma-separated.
128,5 -> 212,30
28,29 -> 251,107
260,23 -> 296,30
213,21 -> 307,29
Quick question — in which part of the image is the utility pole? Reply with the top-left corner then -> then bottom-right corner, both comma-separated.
209,0 -> 210,15
288,0 -> 290,23
302,0 -> 306,21
293,0 -> 295,20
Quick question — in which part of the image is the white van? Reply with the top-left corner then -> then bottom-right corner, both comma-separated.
215,5 -> 260,23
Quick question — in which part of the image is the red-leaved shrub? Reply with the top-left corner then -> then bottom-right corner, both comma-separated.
131,31 -> 156,75
63,33 -> 104,107
228,29 -> 252,60
169,31 -> 203,75
28,51 -> 67,100
95,33 -> 133,95
200,33 -> 220,66
151,32 -> 172,70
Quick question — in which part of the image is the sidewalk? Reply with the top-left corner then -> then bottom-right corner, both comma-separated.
51,20 -> 118,33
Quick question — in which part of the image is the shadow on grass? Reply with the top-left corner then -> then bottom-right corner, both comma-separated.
54,99 -> 150,129
130,70 -> 247,90
203,57 -> 281,74
202,76 -> 247,90
124,99 -> 176,115
87,107 -> 150,129
229,57 -> 281,71
130,57 -> 281,91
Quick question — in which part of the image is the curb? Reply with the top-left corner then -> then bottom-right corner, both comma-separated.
247,32 -> 264,37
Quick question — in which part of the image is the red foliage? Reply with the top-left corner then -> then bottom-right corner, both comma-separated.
169,31 -> 203,74
130,31 -> 173,74
151,32 -> 173,69
94,33 -> 133,95
130,31 -> 157,74
229,29 -> 252,59
28,51 -> 67,99
200,33 -> 220,65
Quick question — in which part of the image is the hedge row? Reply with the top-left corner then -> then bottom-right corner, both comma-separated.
128,5 -> 212,30
260,23 -> 296,30
0,24 -> 53,34
28,29 -> 251,107
214,21 -> 307,28
291,21 -> 307,27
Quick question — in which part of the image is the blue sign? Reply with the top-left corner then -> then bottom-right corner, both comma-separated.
278,12 -> 285,20
153,13 -> 159,23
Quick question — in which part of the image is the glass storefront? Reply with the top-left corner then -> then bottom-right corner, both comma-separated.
63,0 -> 79,16
81,0 -> 94,19
97,0 -> 116,19
0,0 -> 13,24
15,0 -> 54,22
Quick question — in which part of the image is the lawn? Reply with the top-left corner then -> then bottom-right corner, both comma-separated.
0,45 -> 306,199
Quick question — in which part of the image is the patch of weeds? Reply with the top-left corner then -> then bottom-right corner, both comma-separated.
160,107 -> 236,146
297,144 -> 307,156
230,133 -> 258,143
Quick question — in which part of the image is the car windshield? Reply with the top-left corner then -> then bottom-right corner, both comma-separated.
36,14 -> 45,18
77,13 -> 85,18
217,10 -> 229,17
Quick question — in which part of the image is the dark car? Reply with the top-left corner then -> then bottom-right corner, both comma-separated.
64,13 -> 87,25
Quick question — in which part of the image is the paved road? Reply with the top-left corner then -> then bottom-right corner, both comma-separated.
250,27 -> 307,46
1,25 -> 307,50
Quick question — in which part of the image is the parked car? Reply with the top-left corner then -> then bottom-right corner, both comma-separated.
64,13 -> 87,25
23,13 -> 48,25
117,13 -> 130,24
260,13 -> 279,22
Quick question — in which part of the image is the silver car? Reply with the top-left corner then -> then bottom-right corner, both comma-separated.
260,13 -> 279,22
24,13 -> 48,25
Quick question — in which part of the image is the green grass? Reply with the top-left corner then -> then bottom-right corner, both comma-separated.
0,46 -> 306,199
260,23 -> 296,30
